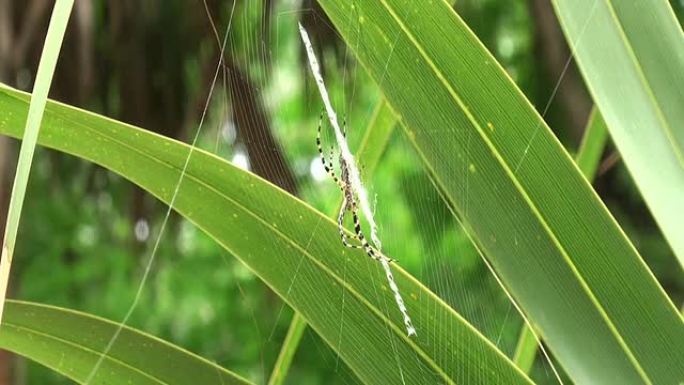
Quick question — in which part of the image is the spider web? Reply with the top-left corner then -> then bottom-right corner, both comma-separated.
101,2 -> 568,384
188,2 -> 569,383
12,1 -> 595,384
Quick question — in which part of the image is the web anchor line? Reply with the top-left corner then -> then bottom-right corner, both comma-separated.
299,23 -> 416,337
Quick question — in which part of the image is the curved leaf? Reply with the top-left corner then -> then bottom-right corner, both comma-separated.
512,107 -> 609,374
267,313 -> 307,385
315,0 -> 684,384
268,100 -> 397,385
551,0 -> 684,267
0,300 -> 252,384
0,84 -> 531,384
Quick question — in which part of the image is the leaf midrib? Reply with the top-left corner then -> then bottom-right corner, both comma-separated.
22,91 -> 462,385
374,0 -> 651,382
601,0 -> 684,166
2,322 -> 169,385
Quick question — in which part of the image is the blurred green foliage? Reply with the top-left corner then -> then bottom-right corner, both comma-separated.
3,0 -> 680,384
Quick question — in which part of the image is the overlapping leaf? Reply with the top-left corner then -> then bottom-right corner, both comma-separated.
315,0 -> 684,384
552,0 -> 684,268
0,83 -> 530,384
0,301 -> 252,384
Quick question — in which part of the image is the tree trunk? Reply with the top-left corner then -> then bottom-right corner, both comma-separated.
0,0 -> 15,382
530,0 -> 592,144
227,60 -> 298,196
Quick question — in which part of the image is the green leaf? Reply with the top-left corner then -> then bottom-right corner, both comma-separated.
267,100 -> 398,385
512,107 -> 609,374
551,0 -> 684,267
575,108 -> 608,181
314,0 -> 684,384
267,313 -> 307,385
0,0 -> 74,324
0,300 -> 253,384
0,84 -> 532,384
356,100 -> 398,178
512,324 -> 537,375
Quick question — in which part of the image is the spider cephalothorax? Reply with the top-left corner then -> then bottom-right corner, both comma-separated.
316,111 -> 394,263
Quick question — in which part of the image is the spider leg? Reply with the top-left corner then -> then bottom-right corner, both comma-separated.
316,112 -> 330,171
348,198 -> 395,263
338,197 -> 363,249
317,111 -> 343,187
328,146 -> 335,169
342,114 -> 347,138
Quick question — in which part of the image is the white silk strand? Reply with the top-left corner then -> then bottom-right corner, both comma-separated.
298,23 -> 416,336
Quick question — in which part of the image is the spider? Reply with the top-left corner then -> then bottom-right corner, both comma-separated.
316,111 -> 395,263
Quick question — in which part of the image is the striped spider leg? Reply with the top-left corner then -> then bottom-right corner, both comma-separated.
338,192 -> 396,263
317,111 -> 394,263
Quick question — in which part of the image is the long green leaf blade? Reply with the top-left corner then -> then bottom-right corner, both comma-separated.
356,100 -> 398,177
0,84 -> 532,385
512,325 -> 537,375
0,301 -> 252,384
512,107 -> 609,374
315,0 -> 684,384
267,314 -> 307,385
551,0 -> 684,267
267,99 -> 397,385
0,0 -> 74,324
576,109 -> 608,181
